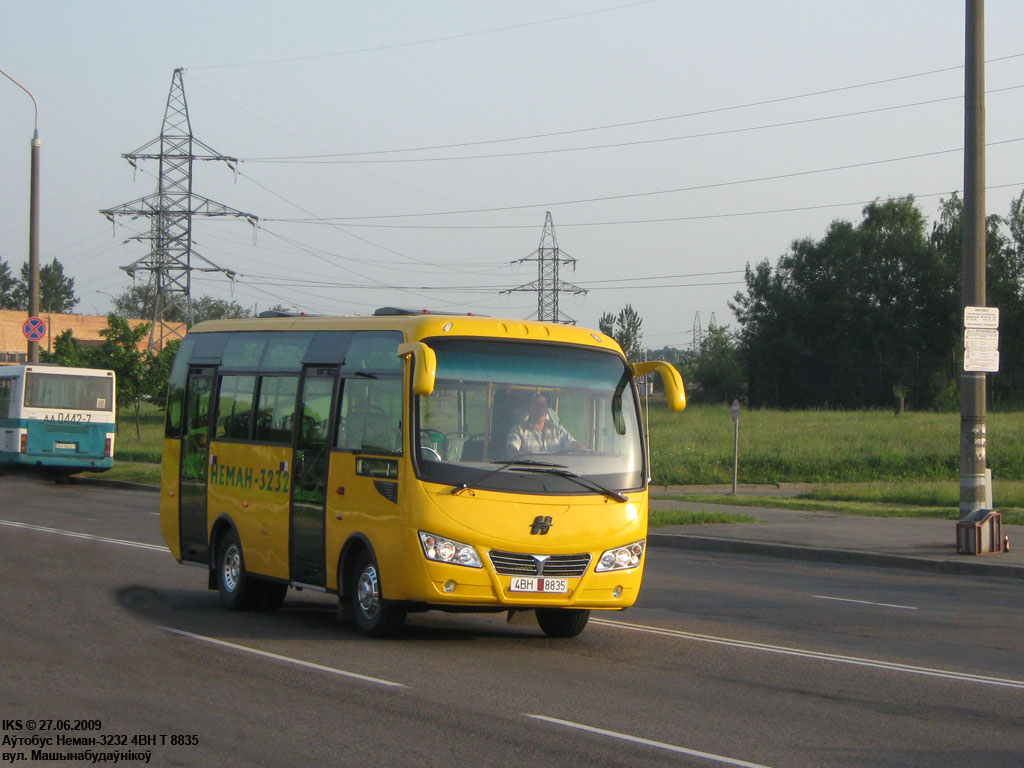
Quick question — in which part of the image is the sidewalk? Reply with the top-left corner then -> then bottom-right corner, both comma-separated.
648,490 -> 1024,581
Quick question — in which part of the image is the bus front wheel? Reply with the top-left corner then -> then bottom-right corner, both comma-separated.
536,608 -> 590,638
216,530 -> 254,610
350,550 -> 406,637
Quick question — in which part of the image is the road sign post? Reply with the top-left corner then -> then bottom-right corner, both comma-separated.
23,317 -> 46,344
731,399 -> 740,495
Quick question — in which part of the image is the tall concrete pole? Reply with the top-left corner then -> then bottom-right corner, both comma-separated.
28,128 -> 41,363
1,69 -> 41,362
959,0 -> 987,516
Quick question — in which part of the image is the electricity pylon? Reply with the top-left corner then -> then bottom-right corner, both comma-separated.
502,212 -> 586,324
101,68 -> 256,348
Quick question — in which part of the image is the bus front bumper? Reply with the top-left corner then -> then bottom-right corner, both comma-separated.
409,552 -> 643,610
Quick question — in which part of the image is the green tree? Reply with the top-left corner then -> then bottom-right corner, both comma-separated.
0,258 -> 18,310
986,191 -> 1024,405
92,315 -> 150,437
111,284 -> 251,324
142,339 -> 180,407
691,324 -> 744,403
732,196 -> 959,408
598,304 -> 643,361
110,281 -> 187,322
12,258 -> 79,313
193,296 -> 251,323
931,191 -> 1022,405
41,329 -> 96,368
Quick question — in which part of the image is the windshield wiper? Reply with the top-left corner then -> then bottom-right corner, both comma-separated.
450,459 -> 567,496
509,466 -> 629,503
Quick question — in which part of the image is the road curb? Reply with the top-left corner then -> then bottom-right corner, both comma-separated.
70,476 -> 160,493
648,532 -> 1024,581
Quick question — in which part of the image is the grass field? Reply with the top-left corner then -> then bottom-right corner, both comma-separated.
86,401 -> 1024,523
109,404 -> 166,464
646,403 -> 1024,524
648,509 -> 758,527
647,404 -> 1024,484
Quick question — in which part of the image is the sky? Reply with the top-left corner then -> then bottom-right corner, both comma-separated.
2,0 -> 1023,351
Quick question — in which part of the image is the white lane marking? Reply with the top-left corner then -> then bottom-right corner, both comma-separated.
163,627 -> 405,688
592,618 -> 1024,690
0,519 -> 169,552
813,595 -> 918,610
525,714 -> 772,768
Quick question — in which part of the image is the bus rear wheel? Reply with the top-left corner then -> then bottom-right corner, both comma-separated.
536,608 -> 590,638
350,550 -> 406,637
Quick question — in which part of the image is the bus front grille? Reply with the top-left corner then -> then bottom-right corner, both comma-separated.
488,551 -> 592,577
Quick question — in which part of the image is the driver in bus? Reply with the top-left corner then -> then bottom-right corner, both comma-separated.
505,393 -> 584,458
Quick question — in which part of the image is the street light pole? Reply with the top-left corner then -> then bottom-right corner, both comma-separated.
28,127 -> 41,363
960,0 -> 987,516
1,68 -> 41,363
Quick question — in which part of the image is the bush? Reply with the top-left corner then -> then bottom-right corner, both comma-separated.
933,380 -> 959,412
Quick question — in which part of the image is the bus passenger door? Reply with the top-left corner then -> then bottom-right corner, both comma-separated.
289,366 -> 336,587
180,367 -> 214,562
326,375 -> 404,590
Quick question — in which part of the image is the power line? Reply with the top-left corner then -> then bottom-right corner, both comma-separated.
581,269 -> 743,285
200,226 -> 511,274
187,1 -> 656,70
239,53 -> 1024,161
243,85 -> 1024,165
263,137 -> 1024,222
257,182 -> 1024,231
216,267 -> 746,292
236,169 -> 506,276
223,276 -> 745,294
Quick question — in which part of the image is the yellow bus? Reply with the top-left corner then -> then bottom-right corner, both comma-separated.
159,308 -> 684,637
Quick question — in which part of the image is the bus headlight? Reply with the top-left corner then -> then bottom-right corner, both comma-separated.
418,531 -> 482,568
595,539 -> 645,572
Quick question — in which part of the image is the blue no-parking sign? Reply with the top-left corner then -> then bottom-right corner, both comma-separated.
23,317 -> 46,342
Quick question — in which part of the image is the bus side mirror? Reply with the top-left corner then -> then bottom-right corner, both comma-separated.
630,361 -> 686,412
398,342 -> 437,396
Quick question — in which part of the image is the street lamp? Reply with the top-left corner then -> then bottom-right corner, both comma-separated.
1,68 -> 41,363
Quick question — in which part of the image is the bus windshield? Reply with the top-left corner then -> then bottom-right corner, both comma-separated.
24,372 -> 114,412
414,339 -> 644,494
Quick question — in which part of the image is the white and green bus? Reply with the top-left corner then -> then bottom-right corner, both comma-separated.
0,364 -> 116,479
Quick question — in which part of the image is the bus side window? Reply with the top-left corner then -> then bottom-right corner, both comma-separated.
164,335 -> 196,439
0,378 -> 11,419
337,378 -> 402,455
215,375 -> 256,440
254,375 -> 299,443
343,332 -> 402,372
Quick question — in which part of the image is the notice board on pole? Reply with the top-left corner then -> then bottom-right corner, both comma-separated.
963,306 -> 999,373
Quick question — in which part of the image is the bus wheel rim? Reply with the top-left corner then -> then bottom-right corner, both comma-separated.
223,545 -> 241,593
356,565 -> 380,617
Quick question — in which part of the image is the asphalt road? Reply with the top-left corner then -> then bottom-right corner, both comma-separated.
1,477 -> 1022,767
